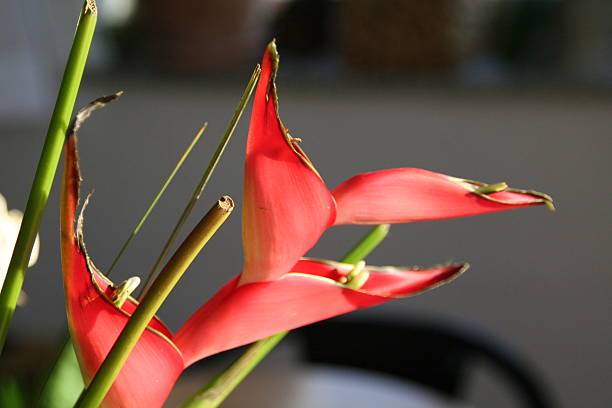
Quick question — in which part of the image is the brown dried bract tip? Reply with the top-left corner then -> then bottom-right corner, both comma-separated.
70,91 -> 123,133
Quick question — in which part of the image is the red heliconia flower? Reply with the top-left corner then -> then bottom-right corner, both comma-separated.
61,42 -> 553,407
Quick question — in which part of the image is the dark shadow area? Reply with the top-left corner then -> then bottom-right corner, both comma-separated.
300,318 -> 555,408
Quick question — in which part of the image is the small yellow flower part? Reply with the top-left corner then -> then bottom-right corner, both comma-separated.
344,260 -> 370,290
111,277 -> 141,308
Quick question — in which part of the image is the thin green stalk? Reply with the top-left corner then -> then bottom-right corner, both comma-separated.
182,335 -> 286,408
340,224 -> 391,264
181,224 -> 391,408
138,65 -> 261,300
107,123 -> 207,275
0,0 -> 97,354
75,197 -> 234,408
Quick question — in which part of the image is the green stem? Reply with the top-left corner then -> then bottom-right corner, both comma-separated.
340,224 -> 391,264
138,65 -> 261,300
107,123 -> 207,275
181,224 -> 391,408
36,337 -> 83,408
75,197 -> 234,408
0,1 -> 97,354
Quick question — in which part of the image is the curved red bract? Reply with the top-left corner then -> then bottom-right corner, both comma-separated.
61,136 -> 184,408
175,260 -> 466,366
331,168 -> 551,225
242,43 -> 337,284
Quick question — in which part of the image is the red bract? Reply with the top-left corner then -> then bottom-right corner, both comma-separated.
238,42 -> 552,285
61,42 -> 553,407
61,135 -> 183,407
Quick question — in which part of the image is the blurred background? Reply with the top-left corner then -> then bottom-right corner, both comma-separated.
1,0 -> 610,407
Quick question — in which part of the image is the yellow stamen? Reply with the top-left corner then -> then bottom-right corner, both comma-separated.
345,269 -> 370,290
112,276 -> 141,308
347,260 -> 366,279
342,260 -> 369,289
475,182 -> 508,195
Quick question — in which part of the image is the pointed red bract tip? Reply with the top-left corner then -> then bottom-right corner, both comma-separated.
175,259 -> 466,366
241,42 -> 336,284
332,168 -> 553,225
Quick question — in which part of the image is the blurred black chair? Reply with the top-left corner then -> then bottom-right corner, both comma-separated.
300,319 -> 554,408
